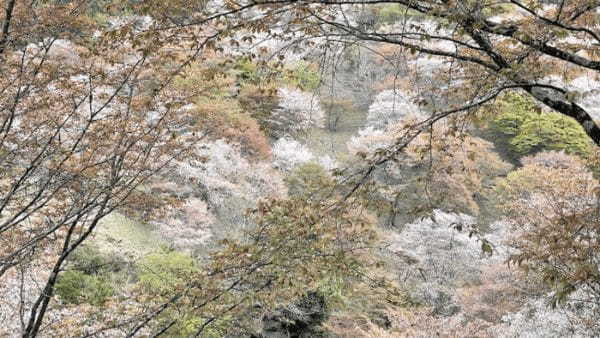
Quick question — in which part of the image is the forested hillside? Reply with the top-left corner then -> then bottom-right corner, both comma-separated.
1,0 -> 600,337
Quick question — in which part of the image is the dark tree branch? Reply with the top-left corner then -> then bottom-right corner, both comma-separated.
0,0 -> 16,55
295,0 -> 600,145
509,0 -> 600,43
523,85 -> 600,145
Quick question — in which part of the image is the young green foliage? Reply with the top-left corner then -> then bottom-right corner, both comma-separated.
490,92 -> 592,157
137,247 -> 200,296
55,270 -> 114,306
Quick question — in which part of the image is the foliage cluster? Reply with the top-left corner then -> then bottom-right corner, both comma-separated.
496,151 -> 600,318
284,61 -> 321,91
55,271 -> 114,306
402,125 -> 512,218
136,248 -> 208,337
489,92 -> 592,157
175,60 -> 273,159
137,248 -> 200,296
119,187 -> 380,336
177,57 -> 323,143
55,246 -> 125,306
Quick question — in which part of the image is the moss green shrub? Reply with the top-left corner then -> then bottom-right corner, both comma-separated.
378,4 -> 405,24
375,4 -> 425,24
136,248 -> 206,336
55,270 -> 114,305
284,61 -> 321,91
234,57 -> 261,83
490,92 -> 592,157
54,244 -> 129,305
69,244 -> 127,275
137,247 -> 199,295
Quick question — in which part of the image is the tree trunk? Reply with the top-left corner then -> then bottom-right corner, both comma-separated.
0,0 -> 17,55
523,85 -> 600,146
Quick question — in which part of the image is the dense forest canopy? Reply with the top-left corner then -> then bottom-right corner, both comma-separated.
1,0 -> 599,337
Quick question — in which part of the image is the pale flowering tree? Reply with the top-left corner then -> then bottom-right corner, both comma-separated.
491,290 -> 600,338
365,89 -> 423,129
387,210 -> 507,317
106,15 -> 154,32
177,139 -> 280,203
495,151 -> 600,335
175,139 -> 285,240
389,210 -> 497,287
0,261 -> 50,336
317,154 -> 338,171
22,39 -> 84,66
348,91 -> 423,155
150,198 -> 214,250
382,209 -> 524,332
347,126 -> 397,155
272,137 -> 337,172
269,87 -> 325,137
272,137 -> 315,171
